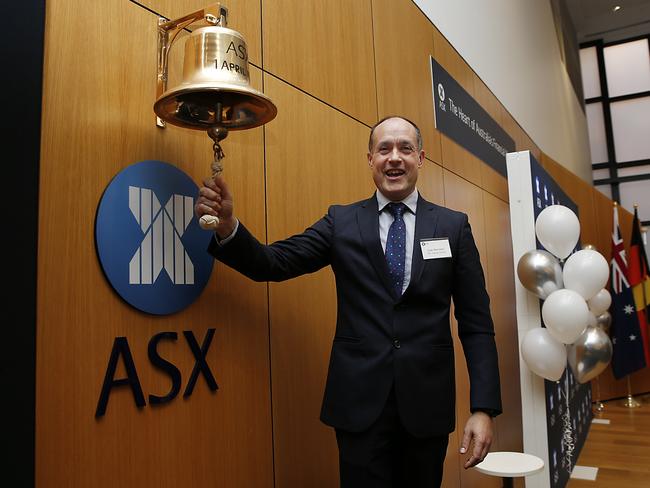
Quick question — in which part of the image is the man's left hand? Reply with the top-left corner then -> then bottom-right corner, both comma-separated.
459,411 -> 493,469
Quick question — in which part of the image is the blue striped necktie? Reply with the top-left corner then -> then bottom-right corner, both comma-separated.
385,202 -> 407,296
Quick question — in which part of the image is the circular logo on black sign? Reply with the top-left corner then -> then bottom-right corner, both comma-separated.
437,83 -> 445,102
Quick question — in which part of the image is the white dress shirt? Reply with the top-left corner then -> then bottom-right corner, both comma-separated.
377,189 -> 418,294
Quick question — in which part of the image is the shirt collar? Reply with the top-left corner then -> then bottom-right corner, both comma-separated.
376,189 -> 418,214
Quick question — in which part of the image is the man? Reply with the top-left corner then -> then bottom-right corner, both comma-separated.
195,116 -> 501,487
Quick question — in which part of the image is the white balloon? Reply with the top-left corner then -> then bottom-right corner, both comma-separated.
542,289 -> 589,344
535,205 -> 580,259
521,327 -> 567,381
588,288 -> 612,316
563,250 -> 609,300
587,312 -> 597,328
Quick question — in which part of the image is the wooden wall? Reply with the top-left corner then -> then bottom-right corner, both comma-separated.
37,1 -> 273,486
36,0 -> 639,487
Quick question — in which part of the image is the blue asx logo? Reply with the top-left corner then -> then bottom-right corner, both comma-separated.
95,160 -> 214,314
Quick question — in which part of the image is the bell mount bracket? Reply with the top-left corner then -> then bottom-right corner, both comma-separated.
156,3 -> 228,128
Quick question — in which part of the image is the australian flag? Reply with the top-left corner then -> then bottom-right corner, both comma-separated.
610,204 -> 646,379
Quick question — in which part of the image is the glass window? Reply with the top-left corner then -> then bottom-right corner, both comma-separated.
580,47 -> 601,99
618,166 -> 650,178
604,39 -> 650,98
611,97 -> 650,162
586,102 -> 608,164
620,180 -> 650,222
592,168 -> 610,181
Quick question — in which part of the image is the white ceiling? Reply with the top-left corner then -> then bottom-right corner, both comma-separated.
565,0 -> 650,43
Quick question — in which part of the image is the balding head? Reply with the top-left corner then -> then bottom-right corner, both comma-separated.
368,116 -> 422,153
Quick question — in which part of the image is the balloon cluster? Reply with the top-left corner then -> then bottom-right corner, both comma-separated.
518,205 -> 613,383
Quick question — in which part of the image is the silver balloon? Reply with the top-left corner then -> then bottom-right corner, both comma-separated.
595,311 -> 612,334
517,249 -> 564,299
567,326 -> 612,384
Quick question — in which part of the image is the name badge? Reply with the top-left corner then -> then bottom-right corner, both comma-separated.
420,238 -> 452,260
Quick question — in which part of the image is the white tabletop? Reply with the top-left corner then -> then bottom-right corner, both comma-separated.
474,452 -> 545,477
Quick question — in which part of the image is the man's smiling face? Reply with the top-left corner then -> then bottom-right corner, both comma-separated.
367,117 -> 424,201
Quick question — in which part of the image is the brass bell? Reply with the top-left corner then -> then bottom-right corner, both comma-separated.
154,17 -> 276,130
153,3 -> 277,229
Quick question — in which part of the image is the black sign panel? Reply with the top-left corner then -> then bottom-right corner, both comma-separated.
530,156 -> 592,488
431,57 -> 515,176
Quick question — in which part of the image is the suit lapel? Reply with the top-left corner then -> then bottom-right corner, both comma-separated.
357,196 -> 398,300
408,196 -> 440,291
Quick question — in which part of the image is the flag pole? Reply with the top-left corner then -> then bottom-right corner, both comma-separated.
622,375 -> 641,408
594,376 -> 605,412
635,204 -> 650,341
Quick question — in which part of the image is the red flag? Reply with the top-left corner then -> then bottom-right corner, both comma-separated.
629,207 -> 650,365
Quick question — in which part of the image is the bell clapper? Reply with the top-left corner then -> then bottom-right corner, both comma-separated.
208,124 -> 228,177
199,122 -> 229,230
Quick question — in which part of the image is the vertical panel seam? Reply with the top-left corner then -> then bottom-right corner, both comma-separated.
260,1 -> 277,485
369,0 -> 379,121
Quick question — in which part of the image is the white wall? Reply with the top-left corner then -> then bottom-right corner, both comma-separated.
415,0 -> 592,182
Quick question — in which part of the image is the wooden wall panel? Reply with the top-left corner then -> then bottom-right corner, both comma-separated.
523,131 -> 543,162
618,205 -> 634,254
37,1 -> 272,487
480,159 -> 509,202
593,189 -> 615,261
597,351 -> 650,400
262,0 -> 377,125
443,172 -> 489,277
578,186 -> 598,250
443,171 -> 501,488
264,74 -> 374,488
432,29 -> 474,98
418,159 -> 445,207
500,107 -> 525,153
433,29 -> 482,187
263,75 -> 375,238
372,0 -> 442,163
438,129 -> 484,188
483,192 -> 523,454
139,0 -> 262,66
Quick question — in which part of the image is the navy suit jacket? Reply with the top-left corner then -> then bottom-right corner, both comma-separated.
208,193 -> 501,437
